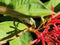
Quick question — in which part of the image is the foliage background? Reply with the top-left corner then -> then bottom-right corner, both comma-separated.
0,0 -> 60,45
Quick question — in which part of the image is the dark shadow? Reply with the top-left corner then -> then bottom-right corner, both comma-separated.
0,2 -> 14,9
0,2 -> 6,6
40,0 -> 50,3
2,42 -> 9,45
55,3 -> 60,12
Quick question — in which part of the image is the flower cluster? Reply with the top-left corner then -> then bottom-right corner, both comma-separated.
30,6 -> 60,45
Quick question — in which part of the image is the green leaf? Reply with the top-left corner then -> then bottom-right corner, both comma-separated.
10,32 -> 33,45
0,0 -> 54,17
44,0 -> 60,9
0,0 -> 55,28
0,21 -> 27,40
11,0 -> 54,16
0,0 -> 11,5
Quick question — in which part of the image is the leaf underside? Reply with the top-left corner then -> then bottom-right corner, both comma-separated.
0,0 -> 54,17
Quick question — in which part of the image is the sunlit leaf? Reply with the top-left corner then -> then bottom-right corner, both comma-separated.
10,32 -> 33,45
0,21 -> 27,40
0,0 -> 54,17
44,0 -> 60,9
11,0 -> 53,16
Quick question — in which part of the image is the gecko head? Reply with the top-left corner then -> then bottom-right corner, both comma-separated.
21,18 -> 36,28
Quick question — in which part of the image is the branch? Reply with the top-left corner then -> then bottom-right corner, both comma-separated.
0,29 -> 28,45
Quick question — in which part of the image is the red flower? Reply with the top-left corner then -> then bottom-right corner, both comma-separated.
30,6 -> 60,45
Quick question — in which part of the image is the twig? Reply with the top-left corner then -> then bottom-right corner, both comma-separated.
0,29 -> 28,45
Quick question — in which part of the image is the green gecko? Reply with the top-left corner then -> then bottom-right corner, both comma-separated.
0,6 -> 36,28
0,0 -> 56,28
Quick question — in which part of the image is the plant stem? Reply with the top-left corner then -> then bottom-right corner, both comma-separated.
0,29 -> 28,45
